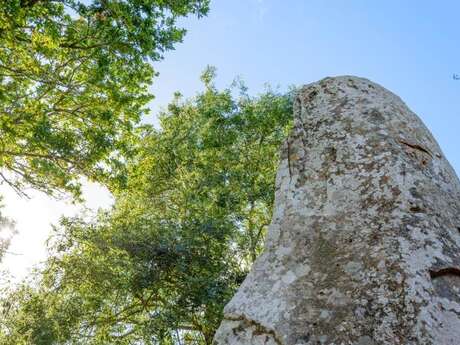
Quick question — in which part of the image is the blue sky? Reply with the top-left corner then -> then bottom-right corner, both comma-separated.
151,0 -> 460,172
2,0 -> 460,279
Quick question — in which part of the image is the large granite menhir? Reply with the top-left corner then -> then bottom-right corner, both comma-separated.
213,76 -> 460,345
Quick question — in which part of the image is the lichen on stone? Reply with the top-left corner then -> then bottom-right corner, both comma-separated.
213,76 -> 460,345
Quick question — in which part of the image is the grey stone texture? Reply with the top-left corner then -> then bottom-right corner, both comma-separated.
213,76 -> 460,345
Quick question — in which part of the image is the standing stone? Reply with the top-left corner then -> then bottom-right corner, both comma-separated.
213,76 -> 460,345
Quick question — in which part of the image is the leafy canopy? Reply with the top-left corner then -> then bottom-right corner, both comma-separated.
0,69 -> 293,344
0,0 -> 209,198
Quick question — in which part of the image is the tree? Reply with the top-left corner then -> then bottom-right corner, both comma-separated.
0,0 -> 209,198
0,69 -> 294,344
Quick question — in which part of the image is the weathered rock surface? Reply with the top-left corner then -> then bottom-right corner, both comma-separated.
213,76 -> 460,345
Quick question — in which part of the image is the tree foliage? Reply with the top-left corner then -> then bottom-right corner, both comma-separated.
0,0 -> 209,198
0,70 -> 293,344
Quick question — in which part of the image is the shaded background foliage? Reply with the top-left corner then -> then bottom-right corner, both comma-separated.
0,70 -> 293,344
0,1 -> 295,343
